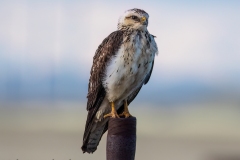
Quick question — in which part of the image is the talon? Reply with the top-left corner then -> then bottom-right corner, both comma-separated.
119,111 -> 132,118
120,100 -> 133,118
104,102 -> 120,118
104,111 -> 120,118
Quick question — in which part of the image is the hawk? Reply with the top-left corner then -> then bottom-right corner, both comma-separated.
82,8 -> 158,153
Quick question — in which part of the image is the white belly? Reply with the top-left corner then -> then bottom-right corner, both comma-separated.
95,31 -> 158,121
103,42 -> 154,106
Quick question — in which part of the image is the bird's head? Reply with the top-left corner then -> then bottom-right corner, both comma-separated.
118,8 -> 149,31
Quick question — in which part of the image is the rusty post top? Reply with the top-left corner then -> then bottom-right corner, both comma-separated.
108,117 -> 137,135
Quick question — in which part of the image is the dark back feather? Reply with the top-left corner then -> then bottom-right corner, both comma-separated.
86,30 -> 124,110
144,60 -> 154,85
82,30 -> 124,152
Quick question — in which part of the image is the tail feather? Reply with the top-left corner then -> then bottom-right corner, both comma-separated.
82,102 -> 126,153
81,90 -> 140,154
82,119 -> 108,153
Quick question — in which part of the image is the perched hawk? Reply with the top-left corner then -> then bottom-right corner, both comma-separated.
82,8 -> 158,153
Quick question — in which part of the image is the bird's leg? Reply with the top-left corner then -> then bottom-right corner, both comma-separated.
119,100 -> 132,118
104,102 -> 120,118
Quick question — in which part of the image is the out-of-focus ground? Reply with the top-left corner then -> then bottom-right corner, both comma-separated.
1,101 -> 240,160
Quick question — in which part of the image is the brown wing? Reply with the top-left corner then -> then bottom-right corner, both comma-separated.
82,30 -> 124,149
144,60 -> 154,85
86,30 -> 124,110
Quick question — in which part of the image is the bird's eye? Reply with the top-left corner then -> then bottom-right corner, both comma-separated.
131,16 -> 138,20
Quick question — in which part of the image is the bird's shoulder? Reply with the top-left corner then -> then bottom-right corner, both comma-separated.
93,30 -> 125,61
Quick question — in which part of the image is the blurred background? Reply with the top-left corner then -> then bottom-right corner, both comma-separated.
0,0 -> 240,160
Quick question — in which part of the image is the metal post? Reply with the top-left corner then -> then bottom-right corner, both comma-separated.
106,117 -> 136,160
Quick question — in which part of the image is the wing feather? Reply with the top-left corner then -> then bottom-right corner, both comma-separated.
82,30 -> 124,151
86,30 -> 124,110
144,60 -> 154,85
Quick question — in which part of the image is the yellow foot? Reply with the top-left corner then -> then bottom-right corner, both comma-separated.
119,111 -> 132,118
104,102 -> 119,118
104,111 -> 120,118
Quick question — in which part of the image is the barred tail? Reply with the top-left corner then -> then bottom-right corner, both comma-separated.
82,120 -> 108,153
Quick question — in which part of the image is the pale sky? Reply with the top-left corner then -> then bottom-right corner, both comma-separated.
0,0 -> 239,103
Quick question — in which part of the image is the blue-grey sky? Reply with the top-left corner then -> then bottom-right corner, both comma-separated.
0,0 -> 239,104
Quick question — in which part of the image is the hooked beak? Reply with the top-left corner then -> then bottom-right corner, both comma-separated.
140,16 -> 147,25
